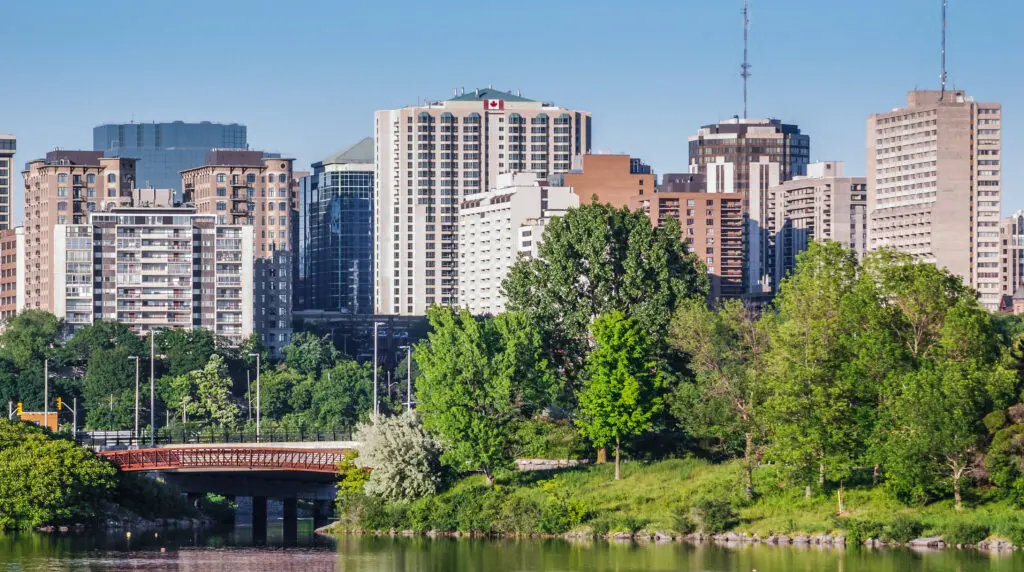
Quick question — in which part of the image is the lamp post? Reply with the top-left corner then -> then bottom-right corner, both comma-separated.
149,330 -> 156,447
43,358 -> 49,431
128,356 -> 140,445
372,321 -> 385,420
249,353 -> 261,440
404,345 -> 413,411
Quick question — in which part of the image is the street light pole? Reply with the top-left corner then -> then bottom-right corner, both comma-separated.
43,358 -> 48,431
249,353 -> 261,440
406,345 -> 412,412
150,330 -> 156,447
129,356 -> 140,445
372,321 -> 384,421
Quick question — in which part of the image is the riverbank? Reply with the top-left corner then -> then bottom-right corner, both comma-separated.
324,457 -> 1024,550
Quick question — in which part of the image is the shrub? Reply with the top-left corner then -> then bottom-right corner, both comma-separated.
408,496 -> 438,533
845,520 -> 886,545
690,499 -> 738,534
984,411 -> 1008,434
610,515 -> 648,534
884,516 -> 924,543
942,522 -> 989,545
537,477 -> 588,534
997,522 -> 1024,547
671,507 -> 696,535
356,411 -> 443,503
337,450 -> 370,498
495,495 -> 542,535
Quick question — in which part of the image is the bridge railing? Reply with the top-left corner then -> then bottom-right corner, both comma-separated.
76,428 -> 354,449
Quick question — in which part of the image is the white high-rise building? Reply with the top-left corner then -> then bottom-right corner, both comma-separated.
374,88 -> 591,315
867,90 -> 1002,309
458,172 -> 578,315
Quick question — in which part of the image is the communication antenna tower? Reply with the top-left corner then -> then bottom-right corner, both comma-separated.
940,0 -> 948,95
741,0 -> 752,118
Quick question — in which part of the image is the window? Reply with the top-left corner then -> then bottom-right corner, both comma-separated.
57,173 -> 68,183
216,201 -> 227,211
279,216 -> 286,225
57,187 -> 68,197
57,201 -> 67,211
217,187 -> 227,197
278,202 -> 286,211
87,174 -> 96,184
107,188 -> 116,197
107,173 -> 116,184
217,174 -> 226,183
278,174 -> 287,183
247,173 -> 256,183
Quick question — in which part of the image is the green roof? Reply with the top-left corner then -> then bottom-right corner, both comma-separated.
318,137 -> 373,166
448,88 -> 534,102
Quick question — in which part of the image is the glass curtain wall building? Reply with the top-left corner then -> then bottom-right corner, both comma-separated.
93,121 -> 247,201
295,138 -> 374,315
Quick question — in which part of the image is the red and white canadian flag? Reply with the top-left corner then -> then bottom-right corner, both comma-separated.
483,99 -> 504,110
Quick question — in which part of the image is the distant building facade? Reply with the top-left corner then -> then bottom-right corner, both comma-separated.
295,138 -> 375,315
52,207 -> 254,343
769,162 -> 868,287
1001,212 -> 1024,304
182,150 -> 295,355
458,172 -> 578,315
0,135 -> 15,229
375,88 -> 591,315
21,151 -> 136,311
94,122 -> 247,201
0,228 -> 18,322
688,118 -> 810,294
562,154 -> 654,209
632,173 -> 744,300
867,90 -> 1002,310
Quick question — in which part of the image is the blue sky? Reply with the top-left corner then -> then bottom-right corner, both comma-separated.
2,0 -> 1021,223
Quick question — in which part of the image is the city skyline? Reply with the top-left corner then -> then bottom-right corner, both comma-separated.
2,0 -> 1021,225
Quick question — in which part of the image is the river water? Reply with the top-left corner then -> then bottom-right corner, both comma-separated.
3,521 -> 1024,571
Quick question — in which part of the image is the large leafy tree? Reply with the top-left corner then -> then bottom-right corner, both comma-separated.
246,365 -> 305,422
83,347 -> 139,430
159,355 -> 239,428
670,298 -> 771,500
284,331 -> 342,378
157,329 -> 216,378
576,312 -> 665,481
0,310 -> 62,370
305,360 -> 374,428
415,307 -> 552,485
502,202 -> 707,395
62,320 -> 146,365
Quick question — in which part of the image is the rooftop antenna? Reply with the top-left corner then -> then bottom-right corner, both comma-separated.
741,0 -> 752,119
940,0 -> 948,95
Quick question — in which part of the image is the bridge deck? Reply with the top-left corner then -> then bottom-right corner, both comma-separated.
99,447 -> 350,474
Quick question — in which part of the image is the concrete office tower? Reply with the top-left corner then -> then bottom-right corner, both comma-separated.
458,172 -> 578,315
52,207 -> 254,343
94,122 -> 247,201
182,150 -> 295,356
1000,212 -> 1024,305
295,138 -> 374,315
688,118 -> 810,294
770,162 -> 868,287
632,173 -> 744,300
562,154 -> 654,208
0,229 -> 18,323
867,91 -> 1002,310
0,135 -> 15,229
375,88 -> 591,316
22,151 -> 136,311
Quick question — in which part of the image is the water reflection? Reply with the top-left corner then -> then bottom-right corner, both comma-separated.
3,525 -> 1024,572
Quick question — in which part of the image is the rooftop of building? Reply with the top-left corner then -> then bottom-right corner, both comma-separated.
180,149 -> 294,171
95,120 -> 245,128
317,137 -> 373,166
448,87 -> 534,102
693,117 -> 804,136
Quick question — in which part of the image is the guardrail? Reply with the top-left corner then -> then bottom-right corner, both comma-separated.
75,429 -> 354,449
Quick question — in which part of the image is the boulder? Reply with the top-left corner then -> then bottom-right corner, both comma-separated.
908,536 -> 945,548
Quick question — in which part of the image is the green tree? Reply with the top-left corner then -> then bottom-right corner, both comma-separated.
284,331 -> 342,378
576,312 -> 665,481
62,320 -> 146,365
307,360 -> 373,428
415,307 -> 552,485
159,355 -> 239,428
248,365 -> 304,422
158,329 -> 216,378
0,420 -> 117,529
0,310 -> 62,370
83,347 -> 139,430
670,298 -> 771,500
502,202 -> 707,396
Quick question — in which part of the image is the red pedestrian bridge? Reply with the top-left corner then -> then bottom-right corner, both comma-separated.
99,445 -> 351,474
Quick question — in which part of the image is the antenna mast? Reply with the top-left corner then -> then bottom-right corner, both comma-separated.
741,0 -> 752,118
940,0 -> 948,95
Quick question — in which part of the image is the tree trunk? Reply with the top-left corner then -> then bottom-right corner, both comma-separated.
805,486 -> 812,499
743,431 -> 754,501
953,473 -> 962,512
837,484 -> 845,514
597,447 -> 607,465
614,437 -> 621,481
818,463 -> 825,489
483,467 -> 495,487
872,464 -> 880,486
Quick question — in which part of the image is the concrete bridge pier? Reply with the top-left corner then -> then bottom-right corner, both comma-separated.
252,495 -> 268,545
282,497 -> 298,545
312,499 -> 332,529
187,492 -> 202,509
225,495 -> 236,526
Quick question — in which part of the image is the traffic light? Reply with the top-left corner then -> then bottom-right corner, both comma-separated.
56,397 -> 62,411
16,402 -> 22,416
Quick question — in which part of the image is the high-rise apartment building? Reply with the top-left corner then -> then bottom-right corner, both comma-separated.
458,172 -> 578,315
52,207 -> 254,343
1000,212 -> 1024,304
0,229 -> 18,323
867,90 -> 1002,309
94,122 -> 247,201
375,88 -> 591,315
22,151 -> 137,311
770,162 -> 868,287
295,138 -> 375,315
688,118 -> 810,293
182,150 -> 295,355
632,173 -> 744,300
562,154 -> 654,208
0,135 -> 15,229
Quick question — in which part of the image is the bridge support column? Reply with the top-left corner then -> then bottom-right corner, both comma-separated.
282,497 -> 298,545
312,499 -> 332,529
187,492 -> 202,509
252,496 -> 268,544
225,495 -> 236,526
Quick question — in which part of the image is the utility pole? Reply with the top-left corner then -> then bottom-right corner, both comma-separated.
249,353 -> 261,440
129,356 -> 140,446
404,345 -> 412,411
72,397 -> 77,439
372,321 -> 385,421
246,369 -> 252,421
150,330 -> 156,446
43,358 -> 48,431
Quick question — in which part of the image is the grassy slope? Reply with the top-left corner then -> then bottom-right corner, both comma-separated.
494,458 -> 1024,537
